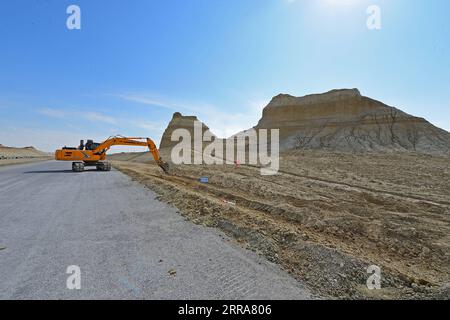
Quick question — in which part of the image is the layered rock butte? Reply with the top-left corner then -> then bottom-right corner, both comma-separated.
160,89 -> 450,154
160,112 -> 214,150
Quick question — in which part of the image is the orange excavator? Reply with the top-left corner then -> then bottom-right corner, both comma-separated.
55,136 -> 170,173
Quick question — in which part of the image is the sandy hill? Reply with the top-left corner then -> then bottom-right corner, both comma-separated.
0,144 -> 49,159
255,89 -> 450,153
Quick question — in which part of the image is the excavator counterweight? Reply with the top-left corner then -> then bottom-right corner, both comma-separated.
55,136 -> 170,173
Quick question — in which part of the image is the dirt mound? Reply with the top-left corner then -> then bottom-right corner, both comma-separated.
0,145 -> 49,159
255,89 -> 450,153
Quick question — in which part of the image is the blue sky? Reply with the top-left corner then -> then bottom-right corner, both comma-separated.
0,0 -> 449,152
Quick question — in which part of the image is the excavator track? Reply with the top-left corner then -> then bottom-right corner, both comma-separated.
72,162 -> 84,172
96,161 -> 112,171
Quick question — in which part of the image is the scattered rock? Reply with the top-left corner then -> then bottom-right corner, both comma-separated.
168,269 -> 177,276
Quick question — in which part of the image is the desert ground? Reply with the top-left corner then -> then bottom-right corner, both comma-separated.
0,145 -> 51,166
110,150 -> 450,299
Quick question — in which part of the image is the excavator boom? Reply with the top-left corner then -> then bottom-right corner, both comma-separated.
55,136 -> 170,173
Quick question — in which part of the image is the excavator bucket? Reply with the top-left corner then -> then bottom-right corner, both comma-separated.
157,159 -> 170,174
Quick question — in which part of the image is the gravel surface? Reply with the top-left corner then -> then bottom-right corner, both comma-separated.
0,161 -> 312,300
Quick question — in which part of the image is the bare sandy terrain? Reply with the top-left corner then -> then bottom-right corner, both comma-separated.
0,145 -> 52,166
111,151 -> 450,299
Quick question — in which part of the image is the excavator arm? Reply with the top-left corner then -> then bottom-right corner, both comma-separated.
56,136 -> 170,173
94,136 -> 170,173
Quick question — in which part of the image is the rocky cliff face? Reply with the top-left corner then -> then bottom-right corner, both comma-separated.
255,89 -> 450,153
159,90 -> 450,154
160,112 -> 214,150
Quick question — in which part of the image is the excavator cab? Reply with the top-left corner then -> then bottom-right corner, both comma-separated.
85,140 -> 101,151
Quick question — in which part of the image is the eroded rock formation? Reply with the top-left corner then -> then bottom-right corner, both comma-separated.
255,89 -> 450,153
160,112 -> 215,150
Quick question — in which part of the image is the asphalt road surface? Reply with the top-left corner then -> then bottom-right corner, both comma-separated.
0,161 -> 312,299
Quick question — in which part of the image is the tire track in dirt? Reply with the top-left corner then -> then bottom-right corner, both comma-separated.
243,164 -> 450,207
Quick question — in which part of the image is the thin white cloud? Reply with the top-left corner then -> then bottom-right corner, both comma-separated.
248,98 -> 271,114
116,93 -> 271,138
3,94 -> 275,153
132,120 -> 161,132
116,93 -> 218,114
84,112 -> 117,125
39,107 -> 68,119
116,94 -> 181,111
38,108 -> 117,125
